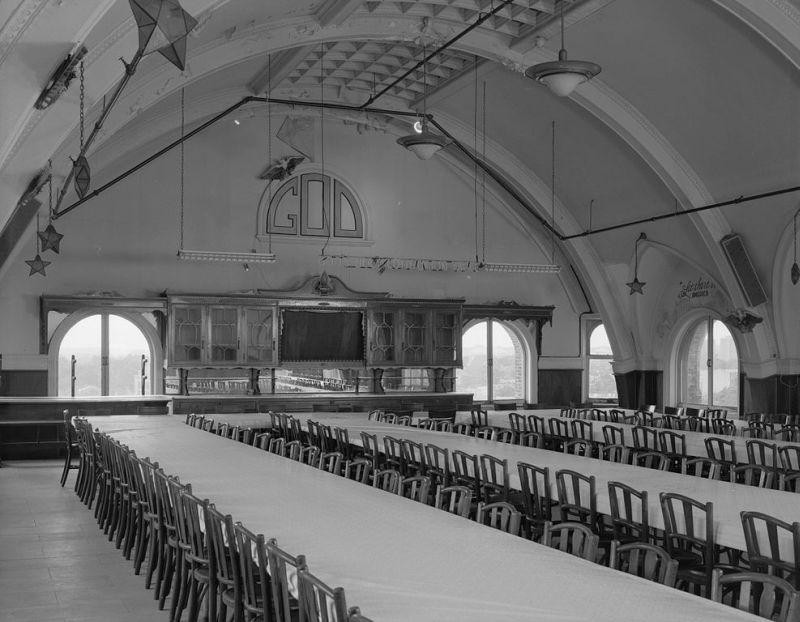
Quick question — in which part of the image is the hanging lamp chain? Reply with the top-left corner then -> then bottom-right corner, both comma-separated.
179,87 -> 185,251
551,120 -> 556,263
481,80 -> 487,264
79,61 -> 85,149
47,159 -> 54,221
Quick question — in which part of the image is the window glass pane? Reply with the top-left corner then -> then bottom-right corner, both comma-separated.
492,321 -> 523,400
588,358 -> 617,399
712,320 -> 738,409
684,322 -> 709,405
108,315 -> 150,396
589,325 -> 612,355
58,315 -> 101,396
456,322 -> 488,401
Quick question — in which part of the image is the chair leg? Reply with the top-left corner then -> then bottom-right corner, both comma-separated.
59,446 -> 74,487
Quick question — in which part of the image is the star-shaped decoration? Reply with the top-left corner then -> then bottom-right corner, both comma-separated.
626,277 -> 646,295
38,223 -> 64,253
129,0 -> 198,71
25,254 -> 51,277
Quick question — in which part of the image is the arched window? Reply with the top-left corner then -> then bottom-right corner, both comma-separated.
588,324 -> 617,400
680,317 -> 739,413
56,313 -> 153,397
456,320 -> 525,402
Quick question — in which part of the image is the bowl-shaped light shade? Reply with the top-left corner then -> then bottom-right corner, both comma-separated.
396,132 -> 449,160
524,49 -> 601,97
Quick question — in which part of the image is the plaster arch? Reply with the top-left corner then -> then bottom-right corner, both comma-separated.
770,202 -> 800,368
46,308 -> 164,397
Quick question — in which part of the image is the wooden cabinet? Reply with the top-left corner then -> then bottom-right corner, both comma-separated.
366,304 -> 462,367
168,299 -> 277,367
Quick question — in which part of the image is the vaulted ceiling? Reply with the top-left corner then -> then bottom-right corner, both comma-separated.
1,0 -> 799,365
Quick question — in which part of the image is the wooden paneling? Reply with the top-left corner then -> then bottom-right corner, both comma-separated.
0,371 -> 47,396
537,370 -> 581,407
743,374 -> 799,416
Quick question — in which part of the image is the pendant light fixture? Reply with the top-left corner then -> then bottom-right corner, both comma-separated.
525,1 -> 600,97
38,170 -> 64,254
396,43 -> 449,160
26,215 -> 51,277
72,61 -> 91,198
626,232 -> 647,295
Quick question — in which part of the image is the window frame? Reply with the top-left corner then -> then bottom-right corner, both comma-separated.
585,320 -> 618,403
678,315 -> 740,414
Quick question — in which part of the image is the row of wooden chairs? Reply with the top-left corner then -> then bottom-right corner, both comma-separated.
75,419 -> 372,622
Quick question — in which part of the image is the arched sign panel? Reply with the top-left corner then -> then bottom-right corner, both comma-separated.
264,172 -> 365,239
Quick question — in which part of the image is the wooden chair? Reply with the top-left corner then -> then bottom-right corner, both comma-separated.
416,418 -> 435,430
607,481 -> 649,544
476,501 -> 521,536
479,454 -> 509,503
779,424 -> 800,443
658,430 -> 687,471
556,469 -> 597,530
704,437 -> 737,478
730,464 -> 774,488
434,420 -> 453,433
383,436 -> 404,473
712,419 -> 737,436
398,475 -> 431,504
401,439 -> 426,475
494,428 -> 516,444
424,443 -> 449,488
746,439 -> 780,474
548,418 -> 570,452
471,408 -> 489,428
300,446 -> 320,467
367,409 -> 383,421
318,451 -> 343,476
783,472 -> 800,493
60,410 -> 80,487
600,444 -> 629,464
527,414 -> 546,436
451,450 -> 481,499
740,510 -> 800,589
780,446 -> 800,472
318,424 -> 336,452
608,540 -> 678,587
395,415 -> 412,426
632,426 -> 658,451
285,440 -> 303,461
711,569 -> 800,622
602,424 -> 625,446
297,567 -> 349,622
233,524 -> 271,622
660,492 -> 716,595
268,437 -> 286,457
632,450 -> 669,471
453,422 -> 472,435
333,426 -> 353,460
474,426 -> 498,441
253,432 -> 271,450
344,459 -> 372,484
206,505 -> 241,622
681,457 -> 721,480
372,468 -> 401,493
266,539 -> 307,622
434,485 -> 472,518
541,521 -> 599,562
152,471 -> 183,611
518,431 -> 543,448
571,419 -> 595,445
359,432 -> 380,470
743,421 -> 775,440
517,462 -> 553,541
175,491 -> 216,622
563,439 -> 593,457
508,412 -> 527,434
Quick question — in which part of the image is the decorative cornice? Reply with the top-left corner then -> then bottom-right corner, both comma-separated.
0,0 -> 49,67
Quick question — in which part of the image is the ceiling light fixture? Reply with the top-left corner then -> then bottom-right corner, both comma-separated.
525,1 -> 601,97
626,232 -> 647,295
397,43 -> 449,160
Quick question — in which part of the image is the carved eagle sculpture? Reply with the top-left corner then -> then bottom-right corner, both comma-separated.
258,156 -> 305,181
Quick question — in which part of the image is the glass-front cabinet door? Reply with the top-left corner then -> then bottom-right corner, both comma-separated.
243,306 -> 276,365
172,304 -> 203,364
367,309 -> 397,365
401,310 -> 428,365
432,309 -> 461,365
208,306 -> 240,363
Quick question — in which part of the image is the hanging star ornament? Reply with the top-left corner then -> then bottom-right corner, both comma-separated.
626,277 -> 646,295
38,223 -> 64,253
26,254 -> 51,277
129,0 -> 198,71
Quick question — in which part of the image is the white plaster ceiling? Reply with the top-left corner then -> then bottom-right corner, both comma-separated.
1,0 -> 799,330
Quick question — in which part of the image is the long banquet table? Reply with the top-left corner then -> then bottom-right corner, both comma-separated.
453,410 -> 796,462
89,415 -> 763,622
206,411 -> 800,552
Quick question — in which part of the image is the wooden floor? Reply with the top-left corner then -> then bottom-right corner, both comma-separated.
0,460 -> 173,622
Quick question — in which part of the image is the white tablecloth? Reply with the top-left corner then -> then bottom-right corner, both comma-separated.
89,415 -> 762,622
